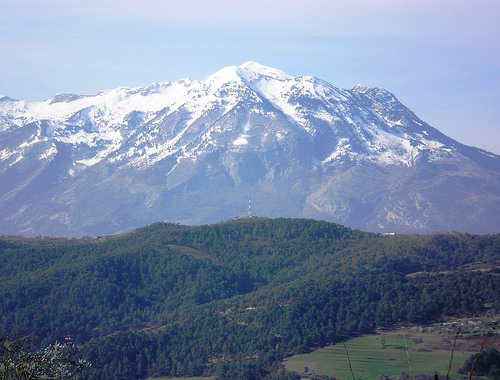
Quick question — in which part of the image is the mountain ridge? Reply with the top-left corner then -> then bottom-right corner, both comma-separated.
1,62 -> 499,236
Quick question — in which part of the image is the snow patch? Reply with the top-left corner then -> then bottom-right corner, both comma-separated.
232,135 -> 248,146
40,145 -> 57,160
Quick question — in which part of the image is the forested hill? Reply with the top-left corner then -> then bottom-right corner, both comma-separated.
1,218 -> 500,380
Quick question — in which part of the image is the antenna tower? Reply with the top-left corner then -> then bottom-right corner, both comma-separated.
248,195 -> 252,218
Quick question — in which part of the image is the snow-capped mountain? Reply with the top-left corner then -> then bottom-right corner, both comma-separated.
1,62 -> 500,236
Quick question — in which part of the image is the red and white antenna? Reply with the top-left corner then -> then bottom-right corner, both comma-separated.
248,195 -> 252,218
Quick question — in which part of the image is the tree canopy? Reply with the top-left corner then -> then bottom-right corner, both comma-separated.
1,218 -> 499,379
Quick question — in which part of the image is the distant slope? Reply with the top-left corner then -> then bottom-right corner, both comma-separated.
1,63 -> 500,236
1,218 -> 499,379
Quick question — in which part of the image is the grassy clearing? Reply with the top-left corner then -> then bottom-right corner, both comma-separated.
284,332 -> 484,380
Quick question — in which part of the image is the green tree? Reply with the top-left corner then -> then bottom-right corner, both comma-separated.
459,348 -> 500,378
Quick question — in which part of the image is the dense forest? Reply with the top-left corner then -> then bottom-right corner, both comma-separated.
1,218 -> 499,379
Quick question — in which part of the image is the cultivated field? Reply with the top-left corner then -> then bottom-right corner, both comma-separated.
284,320 -> 499,380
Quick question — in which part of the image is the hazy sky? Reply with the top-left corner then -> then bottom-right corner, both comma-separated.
2,0 -> 499,154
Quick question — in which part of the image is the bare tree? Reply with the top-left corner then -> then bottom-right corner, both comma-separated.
0,335 -> 90,380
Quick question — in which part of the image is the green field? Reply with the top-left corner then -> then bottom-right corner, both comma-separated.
284,333 -> 478,380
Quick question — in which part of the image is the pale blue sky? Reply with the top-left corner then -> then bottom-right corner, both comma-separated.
1,0 -> 499,154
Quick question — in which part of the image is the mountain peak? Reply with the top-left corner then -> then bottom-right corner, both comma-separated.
199,62 -> 294,98
352,84 -> 370,93
237,61 -> 292,80
206,62 -> 293,86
